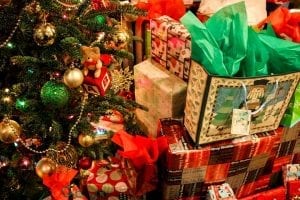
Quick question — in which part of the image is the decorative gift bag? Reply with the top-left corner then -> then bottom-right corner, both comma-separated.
181,3 -> 300,145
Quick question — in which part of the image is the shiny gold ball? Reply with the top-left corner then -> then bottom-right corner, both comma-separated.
63,68 -> 84,88
78,134 -> 94,147
35,157 -> 57,178
46,142 -> 78,168
0,119 -> 21,144
33,23 -> 56,46
105,27 -> 130,50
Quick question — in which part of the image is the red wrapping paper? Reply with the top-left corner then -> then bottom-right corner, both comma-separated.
86,159 -> 132,200
43,166 -> 78,200
112,130 -> 168,195
259,7 -> 300,43
238,186 -> 286,200
136,0 -> 185,21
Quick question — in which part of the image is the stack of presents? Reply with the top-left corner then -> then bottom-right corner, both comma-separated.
131,0 -> 300,199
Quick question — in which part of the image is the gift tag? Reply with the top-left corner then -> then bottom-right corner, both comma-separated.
231,109 -> 251,135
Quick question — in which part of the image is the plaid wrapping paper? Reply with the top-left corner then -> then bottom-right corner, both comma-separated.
134,59 -> 187,137
150,15 -> 191,81
158,118 -> 283,199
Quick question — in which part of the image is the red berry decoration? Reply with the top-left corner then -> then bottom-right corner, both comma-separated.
78,156 -> 92,170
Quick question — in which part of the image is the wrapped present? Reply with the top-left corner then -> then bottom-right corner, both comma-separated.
158,118 -> 280,199
134,59 -> 187,137
207,183 -> 237,200
86,159 -> 134,200
283,164 -> 300,199
150,15 -> 191,81
238,186 -> 286,200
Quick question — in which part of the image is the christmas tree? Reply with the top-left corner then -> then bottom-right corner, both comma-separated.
0,0 -> 146,198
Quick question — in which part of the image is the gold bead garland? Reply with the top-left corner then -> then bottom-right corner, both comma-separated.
0,17 -> 21,48
54,0 -> 84,8
7,93 -> 88,154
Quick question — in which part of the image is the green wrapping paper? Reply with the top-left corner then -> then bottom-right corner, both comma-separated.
258,34 -> 300,74
180,2 -> 248,76
180,12 -> 227,76
239,27 -> 269,77
281,84 -> 300,127
205,1 -> 248,76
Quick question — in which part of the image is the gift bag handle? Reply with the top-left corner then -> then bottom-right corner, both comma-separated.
242,80 -> 279,115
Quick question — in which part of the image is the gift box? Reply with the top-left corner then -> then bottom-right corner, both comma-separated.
134,59 -> 187,137
207,183 -> 237,200
238,186 -> 286,200
283,164 -> 300,199
86,159 -> 135,200
184,60 -> 300,145
150,15 -> 191,81
158,118 -> 280,199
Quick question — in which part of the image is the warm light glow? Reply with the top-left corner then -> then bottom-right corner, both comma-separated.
2,96 -> 11,103
4,88 -> 10,93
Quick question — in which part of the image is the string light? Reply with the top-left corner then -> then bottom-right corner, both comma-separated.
0,17 -> 21,49
55,0 -> 85,8
7,93 -> 88,154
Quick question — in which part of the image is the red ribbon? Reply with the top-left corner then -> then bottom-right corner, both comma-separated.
136,0 -> 185,21
112,130 -> 168,195
43,166 -> 78,200
259,7 -> 300,43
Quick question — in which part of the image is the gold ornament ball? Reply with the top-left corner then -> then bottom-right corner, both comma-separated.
46,142 -> 78,168
105,27 -> 130,50
33,23 -> 56,46
78,134 -> 94,147
35,157 -> 57,178
0,120 -> 21,144
63,68 -> 84,88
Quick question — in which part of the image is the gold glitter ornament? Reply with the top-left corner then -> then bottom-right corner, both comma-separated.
105,26 -> 130,50
33,23 -> 56,46
78,134 -> 94,147
35,157 -> 57,178
46,142 -> 78,168
0,119 -> 21,144
63,67 -> 84,88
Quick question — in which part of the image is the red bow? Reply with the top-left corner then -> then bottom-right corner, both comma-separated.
43,166 -> 78,200
112,130 -> 168,195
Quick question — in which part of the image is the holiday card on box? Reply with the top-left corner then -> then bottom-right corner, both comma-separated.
134,59 -> 187,136
184,61 -> 300,145
150,15 -> 191,81
207,183 -> 237,200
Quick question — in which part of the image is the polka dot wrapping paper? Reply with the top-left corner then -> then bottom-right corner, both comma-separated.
86,159 -> 136,200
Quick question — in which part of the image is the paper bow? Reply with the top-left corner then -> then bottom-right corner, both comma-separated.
43,166 -> 78,200
112,130 -> 168,195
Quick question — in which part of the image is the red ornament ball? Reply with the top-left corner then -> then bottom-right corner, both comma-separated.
78,156 -> 92,170
18,156 -> 32,170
